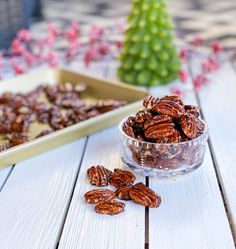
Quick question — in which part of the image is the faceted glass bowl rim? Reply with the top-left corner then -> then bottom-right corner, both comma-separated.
118,116 -> 209,146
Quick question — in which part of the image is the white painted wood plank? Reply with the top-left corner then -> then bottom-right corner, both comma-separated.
193,61 -> 236,236
0,139 -> 86,249
58,127 -> 145,249
149,79 -> 235,248
0,167 -> 13,190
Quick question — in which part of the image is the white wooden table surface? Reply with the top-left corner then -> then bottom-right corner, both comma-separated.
0,59 -> 236,249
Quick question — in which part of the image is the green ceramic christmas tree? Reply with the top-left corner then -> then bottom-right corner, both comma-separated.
117,0 -> 180,86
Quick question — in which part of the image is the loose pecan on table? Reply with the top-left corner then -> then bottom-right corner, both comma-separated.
84,189 -> 115,204
109,169 -> 136,188
95,200 -> 125,215
115,186 -> 132,200
129,182 -> 161,208
87,165 -> 112,187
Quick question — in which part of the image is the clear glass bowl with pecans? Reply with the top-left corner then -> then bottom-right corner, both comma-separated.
119,95 -> 209,177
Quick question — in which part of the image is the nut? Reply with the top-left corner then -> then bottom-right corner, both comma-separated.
143,95 -> 159,109
185,105 -> 200,118
123,122 -> 135,138
152,100 -> 185,118
180,113 -> 198,139
161,95 -> 184,106
115,186 -> 132,200
156,130 -> 181,143
144,123 -> 176,140
95,200 -> 125,215
129,182 -> 161,208
134,109 -> 152,123
84,189 -> 115,204
195,118 -> 205,134
109,169 -> 136,188
144,115 -> 173,130
87,165 -> 112,187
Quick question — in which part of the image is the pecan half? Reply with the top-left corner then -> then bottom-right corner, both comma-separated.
144,123 -> 176,140
161,95 -> 184,106
115,186 -> 132,200
155,130 -> 181,143
6,133 -> 29,146
185,105 -> 200,118
144,115 -> 173,130
84,189 -> 115,204
153,158 -> 179,169
143,96 -> 159,109
134,109 -> 152,123
129,182 -> 161,208
180,113 -> 198,139
95,200 -> 125,215
123,122 -> 135,138
87,165 -> 112,187
195,118 -> 205,134
109,169 -> 136,188
0,143 -> 11,152
152,100 -> 185,118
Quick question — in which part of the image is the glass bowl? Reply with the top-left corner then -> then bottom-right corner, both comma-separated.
119,117 -> 209,178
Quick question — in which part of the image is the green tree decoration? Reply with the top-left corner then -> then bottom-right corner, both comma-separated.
117,0 -> 180,86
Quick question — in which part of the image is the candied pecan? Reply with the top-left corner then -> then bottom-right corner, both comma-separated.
74,83 -> 87,93
185,105 -> 200,118
11,116 -> 30,133
134,109 -> 152,123
123,122 -> 135,138
115,186 -> 132,200
161,95 -> 184,106
180,113 -> 198,139
195,118 -> 205,134
152,158 -> 179,169
35,129 -> 53,138
84,189 -> 115,204
144,115 -> 173,130
6,133 -> 29,146
95,200 -> 125,215
126,116 -> 135,127
87,165 -> 112,187
143,95 -> 159,109
0,92 -> 13,104
109,169 -> 136,188
152,100 -> 185,118
156,130 -> 181,143
129,182 -> 161,208
96,100 -> 126,113
144,123 -> 176,140
0,143 -> 11,152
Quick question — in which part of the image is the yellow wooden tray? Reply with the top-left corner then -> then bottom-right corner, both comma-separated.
0,68 -> 148,167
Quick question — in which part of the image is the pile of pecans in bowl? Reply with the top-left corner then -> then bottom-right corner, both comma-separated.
122,95 -> 206,170
84,165 -> 161,215
0,82 -> 126,151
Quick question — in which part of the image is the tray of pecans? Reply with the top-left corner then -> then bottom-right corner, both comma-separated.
119,95 -> 209,177
0,68 -> 148,167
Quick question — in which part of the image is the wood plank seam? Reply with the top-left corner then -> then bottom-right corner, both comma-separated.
145,177 -> 149,249
188,58 -> 236,245
0,166 -> 14,192
55,137 -> 89,248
